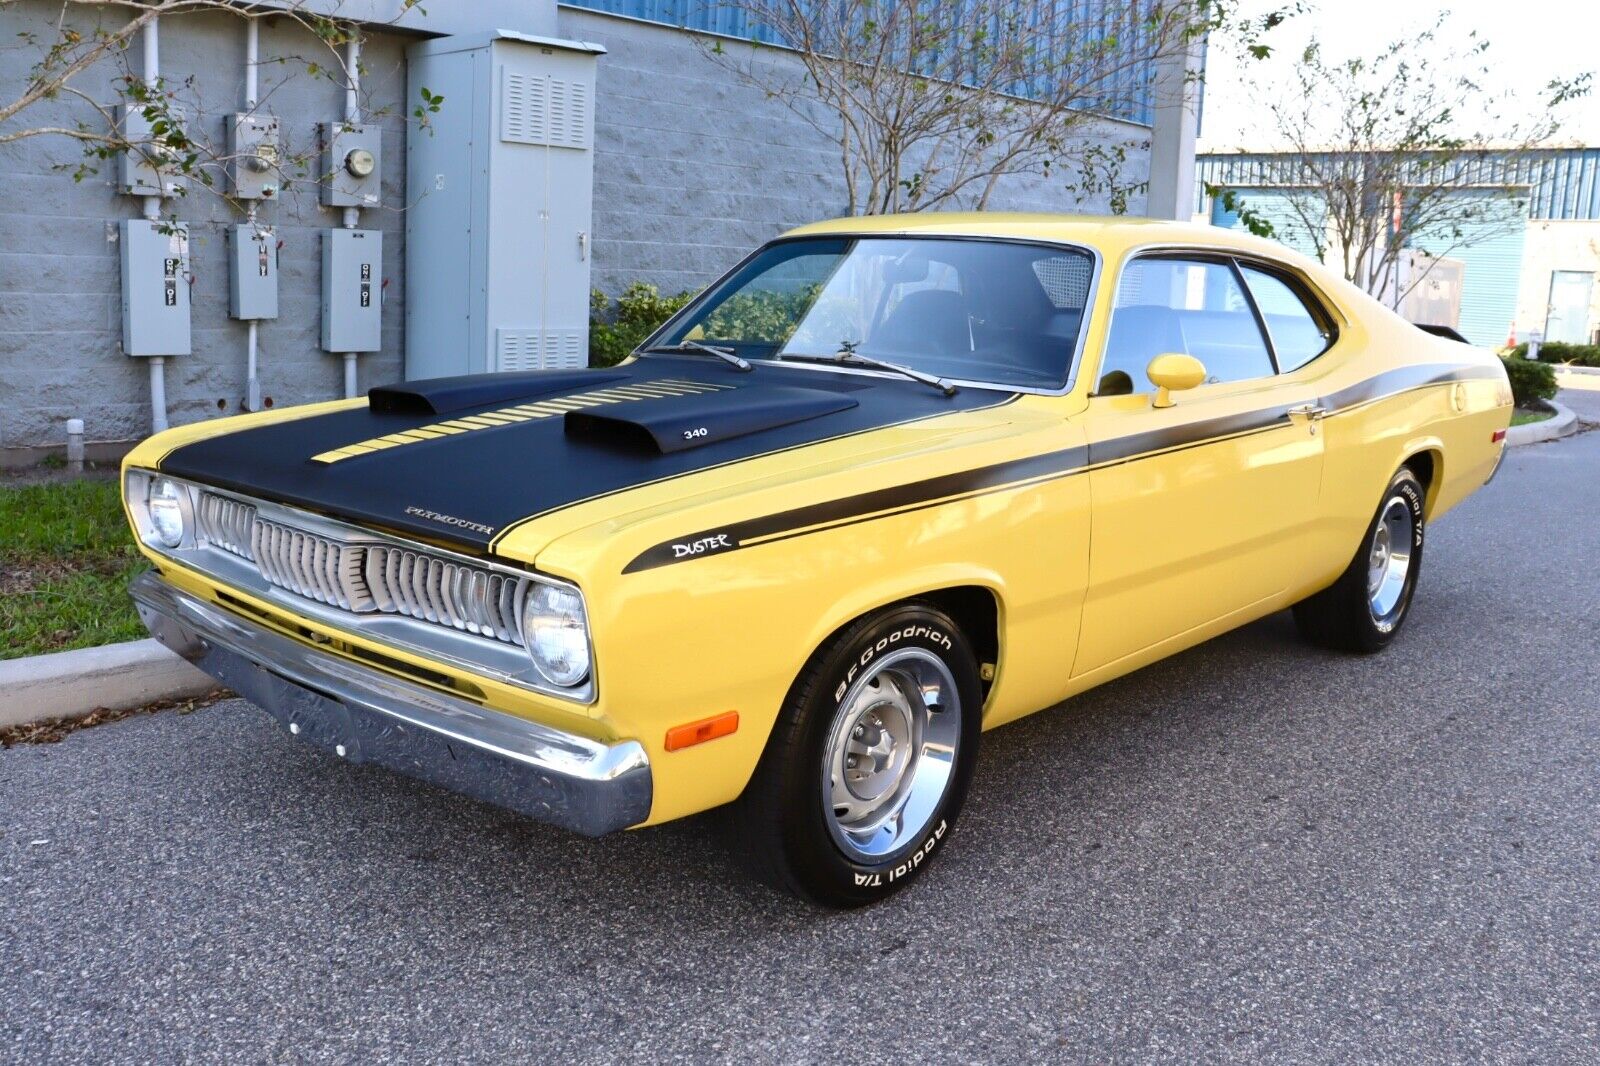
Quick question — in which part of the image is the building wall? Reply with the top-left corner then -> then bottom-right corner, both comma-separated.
1513,221 -> 1600,344
0,0 -> 1157,458
0,2 -> 409,456
557,6 -> 1154,301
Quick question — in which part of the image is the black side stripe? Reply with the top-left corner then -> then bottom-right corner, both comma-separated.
1322,362 -> 1500,412
624,444 -> 1092,573
621,361 -> 1501,574
1088,404 -> 1295,466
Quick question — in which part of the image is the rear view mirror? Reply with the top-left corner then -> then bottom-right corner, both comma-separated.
1147,353 -> 1206,409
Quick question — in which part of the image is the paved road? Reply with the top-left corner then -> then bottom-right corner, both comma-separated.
4,393 -> 1598,1064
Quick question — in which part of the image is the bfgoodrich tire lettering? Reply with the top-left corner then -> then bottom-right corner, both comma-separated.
731,603 -> 983,907
1293,465 -> 1426,653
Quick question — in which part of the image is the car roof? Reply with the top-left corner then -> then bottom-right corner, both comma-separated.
782,212 -> 1298,263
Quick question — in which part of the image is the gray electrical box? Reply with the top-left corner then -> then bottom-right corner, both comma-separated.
322,228 -> 382,352
405,31 -> 604,378
228,113 -> 282,200
320,122 -> 382,208
119,219 -> 191,356
117,103 -> 187,198
229,224 -> 279,320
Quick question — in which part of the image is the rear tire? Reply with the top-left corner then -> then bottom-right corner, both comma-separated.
730,603 -> 983,908
1293,465 -> 1426,653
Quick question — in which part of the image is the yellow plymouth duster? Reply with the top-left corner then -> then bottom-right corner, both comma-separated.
123,215 -> 1511,906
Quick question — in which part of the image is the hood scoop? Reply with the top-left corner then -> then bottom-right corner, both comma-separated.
565,385 -> 859,454
369,368 -> 628,416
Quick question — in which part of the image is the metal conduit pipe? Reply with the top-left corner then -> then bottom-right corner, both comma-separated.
244,18 -> 262,411
340,31 -> 361,398
144,16 -> 168,432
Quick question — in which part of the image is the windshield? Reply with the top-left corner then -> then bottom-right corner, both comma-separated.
650,237 -> 1095,390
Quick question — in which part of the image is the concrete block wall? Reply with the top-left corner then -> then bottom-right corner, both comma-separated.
0,2 -> 408,457
557,6 -> 1153,302
0,0 -> 1155,458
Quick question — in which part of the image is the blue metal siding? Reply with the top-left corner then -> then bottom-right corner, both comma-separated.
560,0 -> 1156,125
1197,148 -> 1600,221
1207,188 -> 1328,260
1408,190 -> 1529,347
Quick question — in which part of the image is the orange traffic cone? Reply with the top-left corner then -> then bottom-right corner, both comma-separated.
1505,322 -> 1517,349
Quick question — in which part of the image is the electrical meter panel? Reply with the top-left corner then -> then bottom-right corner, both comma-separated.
229,224 -> 279,320
320,122 -> 382,208
321,228 -> 382,352
228,113 -> 281,200
117,103 -> 188,198
119,219 -> 192,356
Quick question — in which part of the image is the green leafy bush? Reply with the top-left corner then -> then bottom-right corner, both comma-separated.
701,286 -> 821,345
1499,355 -> 1558,407
1506,340 -> 1600,366
588,282 -> 830,366
588,283 -> 693,367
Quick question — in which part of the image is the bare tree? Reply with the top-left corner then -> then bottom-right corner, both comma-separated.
1236,16 -> 1591,303
0,0 -> 441,214
701,0 -> 1287,216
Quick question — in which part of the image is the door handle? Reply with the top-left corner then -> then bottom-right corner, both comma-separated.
1288,402 -> 1326,435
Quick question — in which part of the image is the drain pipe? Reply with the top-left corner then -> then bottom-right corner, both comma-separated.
342,33 -> 360,232
340,31 -> 361,398
143,16 -> 168,432
243,17 -> 262,411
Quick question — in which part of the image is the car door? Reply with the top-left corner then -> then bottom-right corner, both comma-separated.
1073,253 -> 1327,678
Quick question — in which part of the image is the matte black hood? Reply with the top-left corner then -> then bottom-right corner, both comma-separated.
157,356 -> 1011,553
565,385 -> 858,454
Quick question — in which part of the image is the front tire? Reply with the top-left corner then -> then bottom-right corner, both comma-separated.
1293,465 -> 1426,653
731,603 -> 983,907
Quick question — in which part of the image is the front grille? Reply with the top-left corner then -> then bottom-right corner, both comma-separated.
252,517 -> 374,612
196,492 -> 257,559
367,547 -> 524,643
194,490 -> 527,646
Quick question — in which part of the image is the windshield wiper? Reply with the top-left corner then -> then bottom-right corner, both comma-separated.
780,348 -> 957,396
641,340 -> 751,371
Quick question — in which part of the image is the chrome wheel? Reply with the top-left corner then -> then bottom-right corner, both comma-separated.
1367,495 -> 1415,624
821,648 -> 961,862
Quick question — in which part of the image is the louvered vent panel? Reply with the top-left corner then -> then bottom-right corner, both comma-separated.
500,70 -> 546,145
500,69 -> 589,149
496,328 -> 586,371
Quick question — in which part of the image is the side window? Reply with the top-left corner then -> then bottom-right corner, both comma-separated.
1098,257 -> 1274,395
1239,266 -> 1335,372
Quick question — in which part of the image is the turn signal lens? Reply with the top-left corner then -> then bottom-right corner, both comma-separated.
1491,428 -> 1507,443
665,711 -> 739,752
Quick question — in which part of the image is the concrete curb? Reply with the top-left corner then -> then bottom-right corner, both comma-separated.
0,639 -> 213,730
1505,399 -> 1580,447
1552,363 -> 1600,377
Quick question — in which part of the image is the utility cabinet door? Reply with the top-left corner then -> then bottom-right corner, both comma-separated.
487,43 -> 597,372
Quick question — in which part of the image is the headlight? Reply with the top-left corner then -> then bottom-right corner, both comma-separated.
148,477 -> 188,547
126,470 -> 194,550
522,582 -> 591,688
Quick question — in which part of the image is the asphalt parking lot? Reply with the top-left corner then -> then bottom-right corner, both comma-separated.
4,392 -> 1598,1064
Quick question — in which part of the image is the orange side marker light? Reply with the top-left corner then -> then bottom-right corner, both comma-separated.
665,711 -> 739,752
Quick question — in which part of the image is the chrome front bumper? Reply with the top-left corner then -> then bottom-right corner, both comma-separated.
131,572 -> 652,836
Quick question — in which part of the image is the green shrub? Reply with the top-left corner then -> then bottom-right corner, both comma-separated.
1506,340 -> 1600,367
1499,354 -> 1558,407
701,285 -> 821,345
588,283 -> 693,367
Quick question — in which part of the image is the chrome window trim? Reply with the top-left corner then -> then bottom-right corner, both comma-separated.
1094,241 -> 1349,389
129,472 -> 598,705
633,233 -> 1105,397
